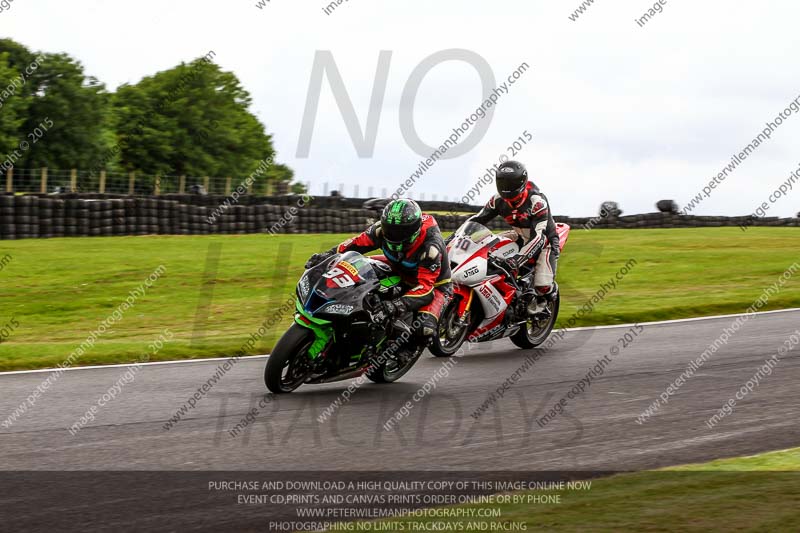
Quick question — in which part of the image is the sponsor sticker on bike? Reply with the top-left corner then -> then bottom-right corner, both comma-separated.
338,261 -> 359,278
323,263 -> 359,288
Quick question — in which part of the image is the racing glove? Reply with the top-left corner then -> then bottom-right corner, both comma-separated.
304,249 -> 335,270
493,255 -> 519,276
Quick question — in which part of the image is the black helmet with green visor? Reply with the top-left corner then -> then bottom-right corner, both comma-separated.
380,199 -> 423,260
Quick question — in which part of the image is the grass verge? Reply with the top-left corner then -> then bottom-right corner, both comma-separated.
356,448 -> 800,532
0,227 -> 798,371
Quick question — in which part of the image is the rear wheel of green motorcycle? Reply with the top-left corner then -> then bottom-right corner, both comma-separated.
510,291 -> 560,349
265,323 -> 315,394
365,346 -> 424,384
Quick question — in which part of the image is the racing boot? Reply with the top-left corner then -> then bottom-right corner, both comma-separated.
527,283 -> 557,319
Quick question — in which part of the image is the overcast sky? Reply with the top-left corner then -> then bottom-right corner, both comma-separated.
3,0 -> 800,216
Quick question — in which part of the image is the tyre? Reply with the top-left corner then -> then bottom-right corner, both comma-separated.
264,323 -> 316,394
429,297 -> 469,357
510,291 -> 560,349
366,345 -> 423,384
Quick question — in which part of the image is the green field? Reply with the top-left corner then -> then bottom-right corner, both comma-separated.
358,448 -> 800,532
0,227 -> 798,371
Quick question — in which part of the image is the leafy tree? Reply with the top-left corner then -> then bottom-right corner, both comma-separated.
290,182 -> 308,195
265,162 -> 295,193
0,40 -> 299,194
19,53 -> 114,172
0,53 -> 30,159
0,40 -> 114,174
112,57 -> 286,190
0,38 -> 37,97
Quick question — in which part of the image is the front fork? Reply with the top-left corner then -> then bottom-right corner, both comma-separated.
455,287 -> 474,327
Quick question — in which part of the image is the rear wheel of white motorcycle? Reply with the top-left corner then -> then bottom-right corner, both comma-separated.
429,298 -> 469,357
264,323 -> 316,394
366,346 -> 424,383
510,291 -> 560,349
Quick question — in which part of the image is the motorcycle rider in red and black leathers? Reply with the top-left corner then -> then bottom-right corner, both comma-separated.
466,160 -> 560,317
305,199 -> 453,351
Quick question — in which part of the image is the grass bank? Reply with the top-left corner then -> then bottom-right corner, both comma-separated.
0,227 -> 797,370
360,448 -> 800,532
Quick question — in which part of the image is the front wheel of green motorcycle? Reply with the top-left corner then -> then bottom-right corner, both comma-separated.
265,323 -> 315,394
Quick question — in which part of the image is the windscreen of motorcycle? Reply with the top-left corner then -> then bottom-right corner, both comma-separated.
301,251 -> 381,315
320,251 -> 378,289
448,222 -> 497,286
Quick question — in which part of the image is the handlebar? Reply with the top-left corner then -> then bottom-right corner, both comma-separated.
487,255 -> 522,292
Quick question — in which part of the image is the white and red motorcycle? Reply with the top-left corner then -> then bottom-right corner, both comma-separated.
430,221 -> 570,356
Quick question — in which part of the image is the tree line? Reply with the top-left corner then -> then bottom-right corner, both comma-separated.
0,39 -> 299,193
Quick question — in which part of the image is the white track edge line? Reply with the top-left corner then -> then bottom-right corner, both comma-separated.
563,307 -> 800,331
0,354 -> 271,376
2,307 -> 798,377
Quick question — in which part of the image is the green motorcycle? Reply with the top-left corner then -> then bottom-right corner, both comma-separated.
265,251 -> 424,394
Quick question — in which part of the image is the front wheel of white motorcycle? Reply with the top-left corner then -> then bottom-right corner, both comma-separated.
429,298 -> 469,357
511,291 -> 560,349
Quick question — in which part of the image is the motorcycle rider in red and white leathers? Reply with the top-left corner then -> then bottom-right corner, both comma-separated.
466,160 -> 560,317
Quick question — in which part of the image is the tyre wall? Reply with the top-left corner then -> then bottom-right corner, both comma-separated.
0,193 -> 797,240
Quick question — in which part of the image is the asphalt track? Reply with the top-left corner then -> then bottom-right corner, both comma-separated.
1,309 -> 799,530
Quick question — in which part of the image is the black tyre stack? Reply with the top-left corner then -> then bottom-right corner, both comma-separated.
146,198 -> 160,234
177,203 -> 189,235
220,206 -> 239,235
212,206 -> 227,234
123,199 -> 137,235
111,200 -> 127,236
266,205 -> 280,233
263,204 -> 282,234
50,198 -> 65,238
240,205 -> 251,233
246,206 -> 259,233
207,206 -> 223,235
305,208 -> 367,234
238,205 -> 251,234
64,199 -> 80,237
252,205 -> 266,233
348,210 -> 363,233
37,197 -> 54,238
15,196 -> 38,239
433,213 -> 457,232
286,206 -> 304,233
195,205 -> 213,235
134,198 -> 158,235
156,199 -> 167,234
3,193 -> 798,239
294,206 -> 311,233
232,205 -> 248,234
157,200 -> 178,235
88,200 -> 112,236
0,194 -> 14,240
